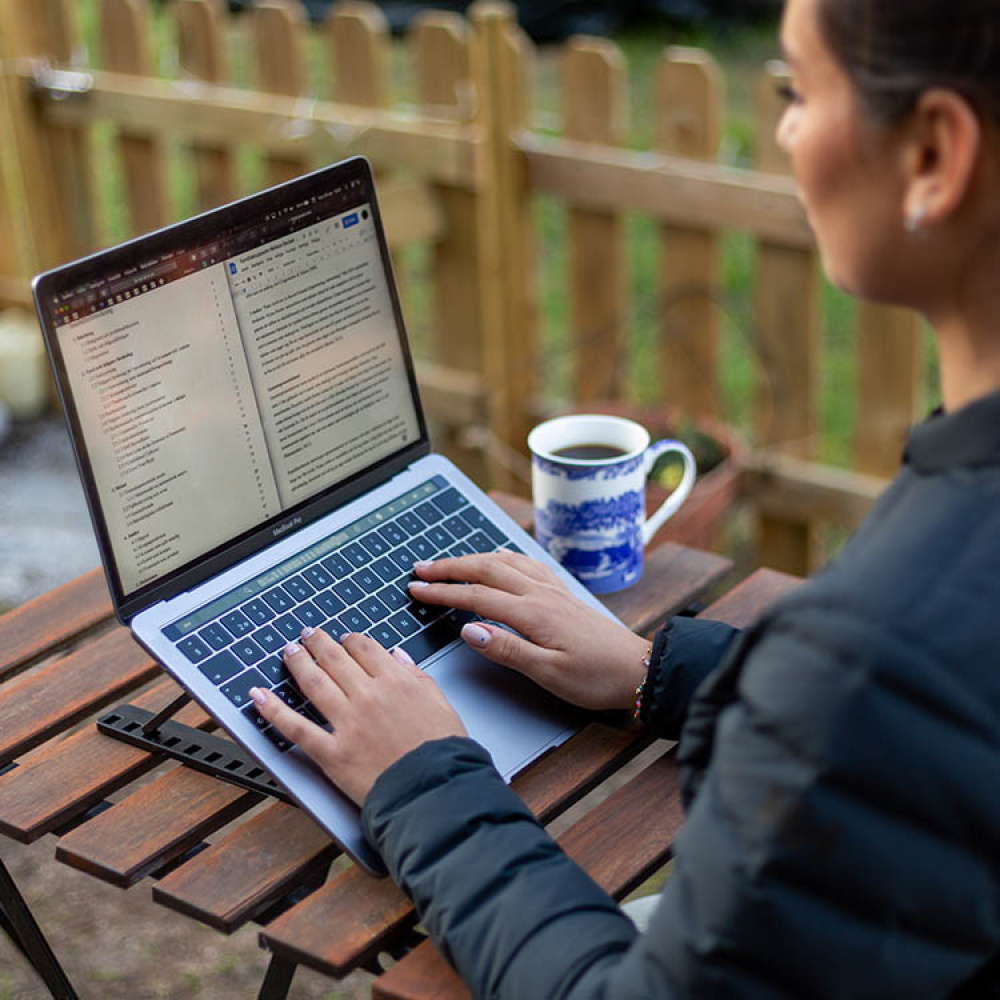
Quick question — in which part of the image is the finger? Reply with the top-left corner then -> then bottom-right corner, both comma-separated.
459,621 -> 557,680
412,553 -> 536,593
338,631 -> 397,678
286,630 -> 350,718
250,686 -> 335,762
408,578 -> 526,624
287,631 -> 368,699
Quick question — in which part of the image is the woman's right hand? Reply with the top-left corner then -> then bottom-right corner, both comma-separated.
408,551 -> 651,712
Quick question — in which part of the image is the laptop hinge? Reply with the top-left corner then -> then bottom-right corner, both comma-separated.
96,701 -> 293,803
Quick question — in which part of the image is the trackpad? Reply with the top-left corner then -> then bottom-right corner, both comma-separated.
426,643 -> 585,780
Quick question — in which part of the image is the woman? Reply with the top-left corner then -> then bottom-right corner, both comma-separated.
251,0 -> 1000,993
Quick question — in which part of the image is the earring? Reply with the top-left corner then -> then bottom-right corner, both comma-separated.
905,206 -> 927,236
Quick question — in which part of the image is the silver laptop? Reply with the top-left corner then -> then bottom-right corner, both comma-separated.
33,158 -> 614,873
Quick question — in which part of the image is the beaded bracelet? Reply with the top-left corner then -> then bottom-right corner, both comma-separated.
632,646 -> 653,723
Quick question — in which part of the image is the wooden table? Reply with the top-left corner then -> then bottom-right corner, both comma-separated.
0,493 -> 800,999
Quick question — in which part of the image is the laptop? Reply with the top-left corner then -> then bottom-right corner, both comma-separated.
33,157 -> 616,874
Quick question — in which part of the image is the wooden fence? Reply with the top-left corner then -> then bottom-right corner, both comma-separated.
0,0 -> 920,575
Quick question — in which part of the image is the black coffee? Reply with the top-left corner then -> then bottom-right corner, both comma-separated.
551,443 -> 628,461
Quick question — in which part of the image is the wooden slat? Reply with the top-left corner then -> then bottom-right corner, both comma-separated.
753,63 -> 821,577
153,801 -> 337,931
0,568 -> 112,681
658,47 -> 723,421
257,547 -> 728,976
564,37 -> 627,403
0,626 -> 160,767
55,765 -> 260,887
252,0 -> 309,187
370,568 -> 804,1000
327,1 -> 390,110
524,134 -> 811,248
373,750 -> 685,1000
33,69 -> 481,186
174,0 -> 237,211
380,179 -> 446,249
100,0 -> 170,235
0,678 -> 209,843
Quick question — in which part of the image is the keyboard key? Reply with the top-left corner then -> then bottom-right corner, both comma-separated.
221,610 -> 254,639
198,622 -> 231,651
415,501 -> 443,525
232,637 -> 265,666
302,564 -> 334,590
342,542 -> 368,569
274,681 -> 304,709
352,568 -> 381,594
296,601 -> 325,629
464,509 -> 509,546
257,655 -> 289,685
399,617 -> 460,665
273,613 -> 305,641
263,726 -> 293,753
253,624 -> 285,654
177,635 -> 212,664
370,622 -> 402,647
198,649 -> 243,686
468,531 -> 495,553
410,600 -> 444,625
424,525 -> 453,550
222,667 -> 268,708
313,589 -> 346,617
241,598 -> 275,626
242,702 -> 270,731
377,584 -> 409,612
372,556 -> 399,584
443,514 -> 473,539
409,535 -> 437,561
360,532 -> 390,558
332,578 -> 365,605
338,607 -> 371,633
283,575 -> 314,602
388,609 -> 420,637
378,522 -> 407,548
450,541 -> 475,557
262,586 -> 294,614
397,512 -> 423,535
433,487 -> 467,515
390,545 -> 418,575
360,596 -> 390,623
321,552 -> 352,579
503,541 -> 524,554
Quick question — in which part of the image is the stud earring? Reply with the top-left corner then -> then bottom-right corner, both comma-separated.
905,206 -> 927,236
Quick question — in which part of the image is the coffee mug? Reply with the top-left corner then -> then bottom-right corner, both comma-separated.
528,414 -> 696,594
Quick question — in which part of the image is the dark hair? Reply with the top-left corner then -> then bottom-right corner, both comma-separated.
817,0 -> 1000,126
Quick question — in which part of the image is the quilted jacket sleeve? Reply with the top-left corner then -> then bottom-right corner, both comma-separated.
362,600 -> 999,998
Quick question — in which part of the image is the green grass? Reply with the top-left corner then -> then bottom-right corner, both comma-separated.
66,2 -> 937,472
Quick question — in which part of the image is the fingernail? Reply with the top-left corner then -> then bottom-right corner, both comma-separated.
338,632 -> 353,643
408,580 -> 429,589
249,687 -> 267,706
462,623 -> 491,648
300,627 -> 315,639
284,642 -> 302,656
415,560 -> 433,570
393,647 -> 416,666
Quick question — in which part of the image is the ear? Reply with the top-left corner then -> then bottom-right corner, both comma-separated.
902,89 -> 982,228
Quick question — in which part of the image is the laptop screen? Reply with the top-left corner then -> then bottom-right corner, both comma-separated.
35,160 -> 427,617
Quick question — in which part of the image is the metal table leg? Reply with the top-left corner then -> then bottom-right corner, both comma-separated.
258,953 -> 297,1000
0,856 -> 78,999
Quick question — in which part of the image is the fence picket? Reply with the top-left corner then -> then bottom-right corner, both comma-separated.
327,1 -> 390,110
100,0 -> 170,237
414,11 -> 489,482
174,0 -> 236,211
753,63 -> 821,575
657,47 -> 722,422
564,37 -> 627,405
855,304 -> 922,477
252,0 -> 310,187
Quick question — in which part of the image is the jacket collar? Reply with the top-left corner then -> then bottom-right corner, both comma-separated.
904,389 -> 1000,473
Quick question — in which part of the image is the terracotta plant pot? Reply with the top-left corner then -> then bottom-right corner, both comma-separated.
567,402 -> 745,553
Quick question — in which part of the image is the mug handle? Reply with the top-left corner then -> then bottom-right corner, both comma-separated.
642,440 -> 697,546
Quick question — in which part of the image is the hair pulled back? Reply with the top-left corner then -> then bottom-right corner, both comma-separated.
816,0 -> 1000,126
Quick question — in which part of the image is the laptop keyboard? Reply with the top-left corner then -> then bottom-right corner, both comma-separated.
161,477 -> 522,752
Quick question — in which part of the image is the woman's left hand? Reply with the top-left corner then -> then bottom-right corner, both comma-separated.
250,629 -> 467,806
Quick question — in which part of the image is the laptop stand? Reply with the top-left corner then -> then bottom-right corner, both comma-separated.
98,693 -> 293,802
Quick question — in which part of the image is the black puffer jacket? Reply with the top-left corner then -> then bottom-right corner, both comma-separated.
363,392 -> 1000,998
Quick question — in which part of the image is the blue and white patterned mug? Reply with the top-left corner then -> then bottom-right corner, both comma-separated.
528,414 -> 697,594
